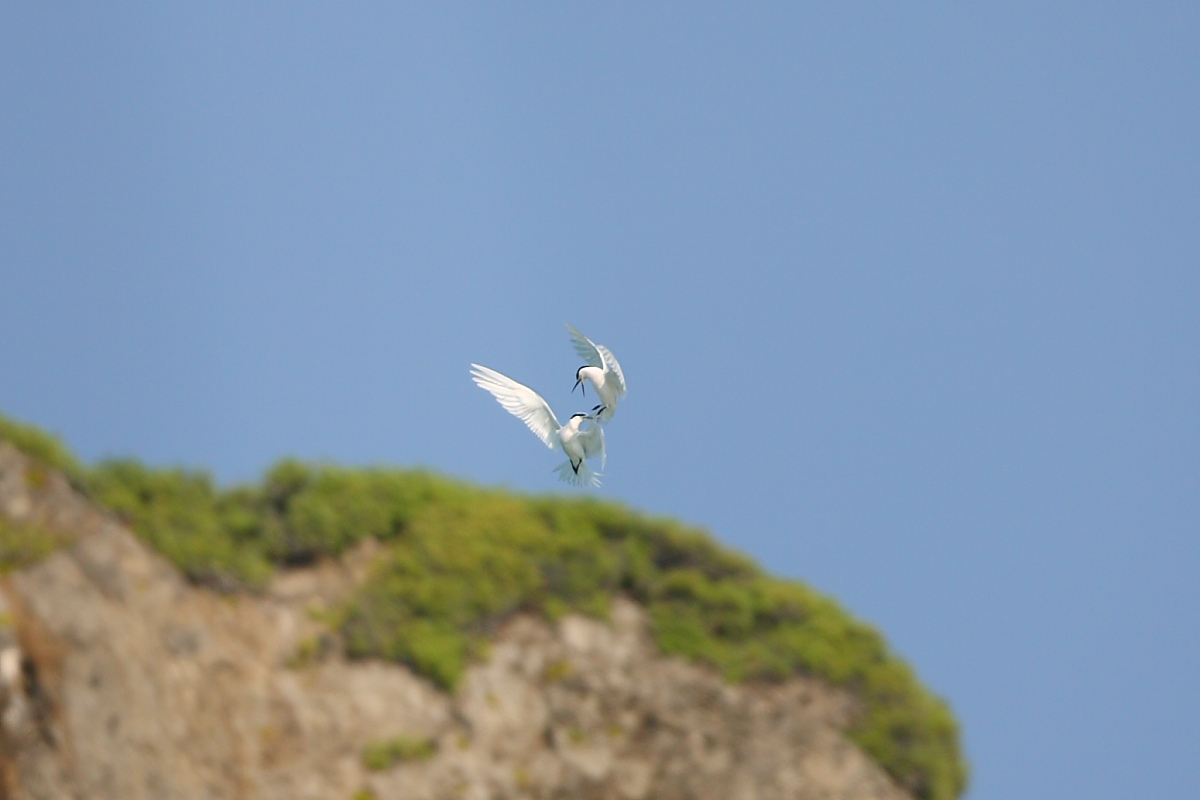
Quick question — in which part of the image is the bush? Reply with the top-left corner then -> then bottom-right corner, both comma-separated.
0,412 -> 86,486
0,518 -> 73,573
362,735 -> 437,770
86,460 -> 274,590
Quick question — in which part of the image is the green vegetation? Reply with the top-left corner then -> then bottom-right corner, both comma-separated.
542,659 -> 575,682
86,460 -> 275,590
0,413 -> 966,800
362,734 -> 438,769
286,634 -> 336,669
0,518 -> 73,574
0,412 -> 87,487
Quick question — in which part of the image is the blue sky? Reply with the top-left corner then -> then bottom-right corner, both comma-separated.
2,4 -> 1198,798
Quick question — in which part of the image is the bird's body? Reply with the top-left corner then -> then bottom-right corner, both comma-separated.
567,324 -> 626,424
470,363 -> 606,487
552,413 -> 605,486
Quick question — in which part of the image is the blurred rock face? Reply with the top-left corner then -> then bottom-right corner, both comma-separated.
0,443 -> 910,800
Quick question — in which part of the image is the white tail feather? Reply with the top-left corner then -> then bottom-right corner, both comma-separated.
553,459 -> 602,488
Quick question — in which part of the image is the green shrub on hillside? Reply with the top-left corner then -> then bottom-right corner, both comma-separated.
87,460 -> 274,590
0,518 -> 74,573
324,482 -> 965,798
361,734 -> 437,770
0,412 -> 87,486
0,415 -> 967,800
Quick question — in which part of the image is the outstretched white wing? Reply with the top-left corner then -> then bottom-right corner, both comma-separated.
470,364 -> 561,449
566,323 -> 627,396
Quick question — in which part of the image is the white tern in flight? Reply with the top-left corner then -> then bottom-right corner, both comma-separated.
470,363 -> 606,487
567,324 -> 627,424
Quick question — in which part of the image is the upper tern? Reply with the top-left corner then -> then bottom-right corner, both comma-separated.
470,363 -> 606,487
567,324 -> 627,424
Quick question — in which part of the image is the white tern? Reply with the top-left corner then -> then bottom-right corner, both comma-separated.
567,324 -> 627,424
470,363 -> 606,487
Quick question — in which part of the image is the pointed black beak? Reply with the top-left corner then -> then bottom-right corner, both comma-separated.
573,378 -> 584,396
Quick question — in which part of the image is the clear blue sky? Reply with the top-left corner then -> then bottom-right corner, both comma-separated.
2,4 -> 1197,798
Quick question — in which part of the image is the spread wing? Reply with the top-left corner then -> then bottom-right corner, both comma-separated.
595,343 -> 626,397
470,364 -> 560,449
566,323 -> 627,396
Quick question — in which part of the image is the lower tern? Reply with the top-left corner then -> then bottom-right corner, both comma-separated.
470,363 -> 606,487
567,323 -> 627,424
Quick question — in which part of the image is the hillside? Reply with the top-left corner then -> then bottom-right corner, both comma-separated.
0,413 -> 966,800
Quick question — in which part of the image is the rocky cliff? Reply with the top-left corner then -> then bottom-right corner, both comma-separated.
0,439 -> 924,800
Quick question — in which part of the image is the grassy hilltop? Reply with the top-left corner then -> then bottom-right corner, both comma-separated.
0,412 -> 966,800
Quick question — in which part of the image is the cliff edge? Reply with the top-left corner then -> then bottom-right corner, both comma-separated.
0,424 -> 960,800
